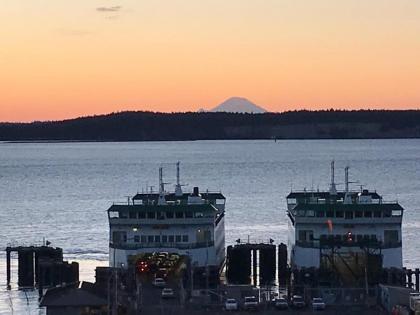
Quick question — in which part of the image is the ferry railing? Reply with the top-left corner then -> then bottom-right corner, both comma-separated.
109,241 -> 215,250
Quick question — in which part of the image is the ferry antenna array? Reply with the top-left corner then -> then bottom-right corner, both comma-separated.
329,160 -> 337,195
175,161 -> 186,196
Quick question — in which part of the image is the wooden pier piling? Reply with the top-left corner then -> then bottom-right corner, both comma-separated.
5,245 -> 78,293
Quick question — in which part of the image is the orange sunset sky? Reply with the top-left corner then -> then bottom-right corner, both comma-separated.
1,0 -> 420,122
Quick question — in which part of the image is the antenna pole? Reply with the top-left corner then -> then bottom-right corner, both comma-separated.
158,167 -> 167,205
329,160 -> 337,195
345,166 -> 349,193
159,167 -> 164,193
175,162 -> 183,196
177,162 -> 180,186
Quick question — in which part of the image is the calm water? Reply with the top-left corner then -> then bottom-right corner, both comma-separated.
0,139 -> 419,314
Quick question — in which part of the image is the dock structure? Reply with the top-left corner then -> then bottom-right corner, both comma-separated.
5,245 -> 79,291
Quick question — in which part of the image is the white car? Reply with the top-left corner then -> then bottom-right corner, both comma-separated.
153,277 -> 166,287
243,296 -> 259,310
161,288 -> 175,299
225,298 -> 238,311
311,297 -> 326,311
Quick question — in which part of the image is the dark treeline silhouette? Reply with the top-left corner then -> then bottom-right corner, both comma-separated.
1,110 -> 420,141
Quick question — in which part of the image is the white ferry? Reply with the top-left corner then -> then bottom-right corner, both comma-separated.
107,163 -> 226,272
287,162 -> 403,274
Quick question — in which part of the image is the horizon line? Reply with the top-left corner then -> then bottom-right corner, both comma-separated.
2,107 -> 420,124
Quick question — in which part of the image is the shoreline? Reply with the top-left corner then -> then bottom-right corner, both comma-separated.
2,137 -> 420,144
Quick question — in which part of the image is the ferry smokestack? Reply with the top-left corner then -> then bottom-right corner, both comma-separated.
193,187 -> 199,196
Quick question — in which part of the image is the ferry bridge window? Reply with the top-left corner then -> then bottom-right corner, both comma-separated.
195,212 -> 204,218
157,212 -> 165,220
141,236 -> 146,243
134,235 -> 140,243
392,210 -> 402,216
364,211 -> 372,218
316,211 -> 325,218
175,212 -> 184,219
129,211 -> 136,219
182,235 -> 189,242
345,211 -> 353,219
306,210 -> 315,217
175,235 -> 182,243
355,211 -> 363,218
162,235 -> 168,243
326,210 -> 334,217
373,211 -> 381,218
356,235 -> 363,242
147,212 -> 156,219
148,236 -> 154,243
119,211 -> 128,219
109,211 -> 119,218
155,235 -> 161,243
335,211 -> 344,218
138,212 -> 146,219
166,211 -> 174,219
169,235 -> 174,243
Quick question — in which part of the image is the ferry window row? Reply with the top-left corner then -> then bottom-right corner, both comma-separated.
319,234 -> 378,242
110,210 -> 208,219
294,209 -> 402,218
113,232 -> 189,243
297,230 -> 399,244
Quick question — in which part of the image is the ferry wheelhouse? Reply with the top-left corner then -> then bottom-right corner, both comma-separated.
108,163 -> 226,272
287,162 -> 403,272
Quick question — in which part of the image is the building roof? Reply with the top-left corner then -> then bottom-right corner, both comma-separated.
292,202 -> 403,211
40,282 -> 107,307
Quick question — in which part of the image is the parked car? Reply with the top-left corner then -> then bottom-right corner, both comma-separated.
273,297 -> 289,310
161,287 -> 175,299
243,296 -> 259,311
291,295 -> 305,309
311,297 -> 326,311
153,277 -> 166,287
224,298 -> 238,311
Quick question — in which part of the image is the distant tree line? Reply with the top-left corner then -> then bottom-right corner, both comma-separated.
0,110 -> 420,141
